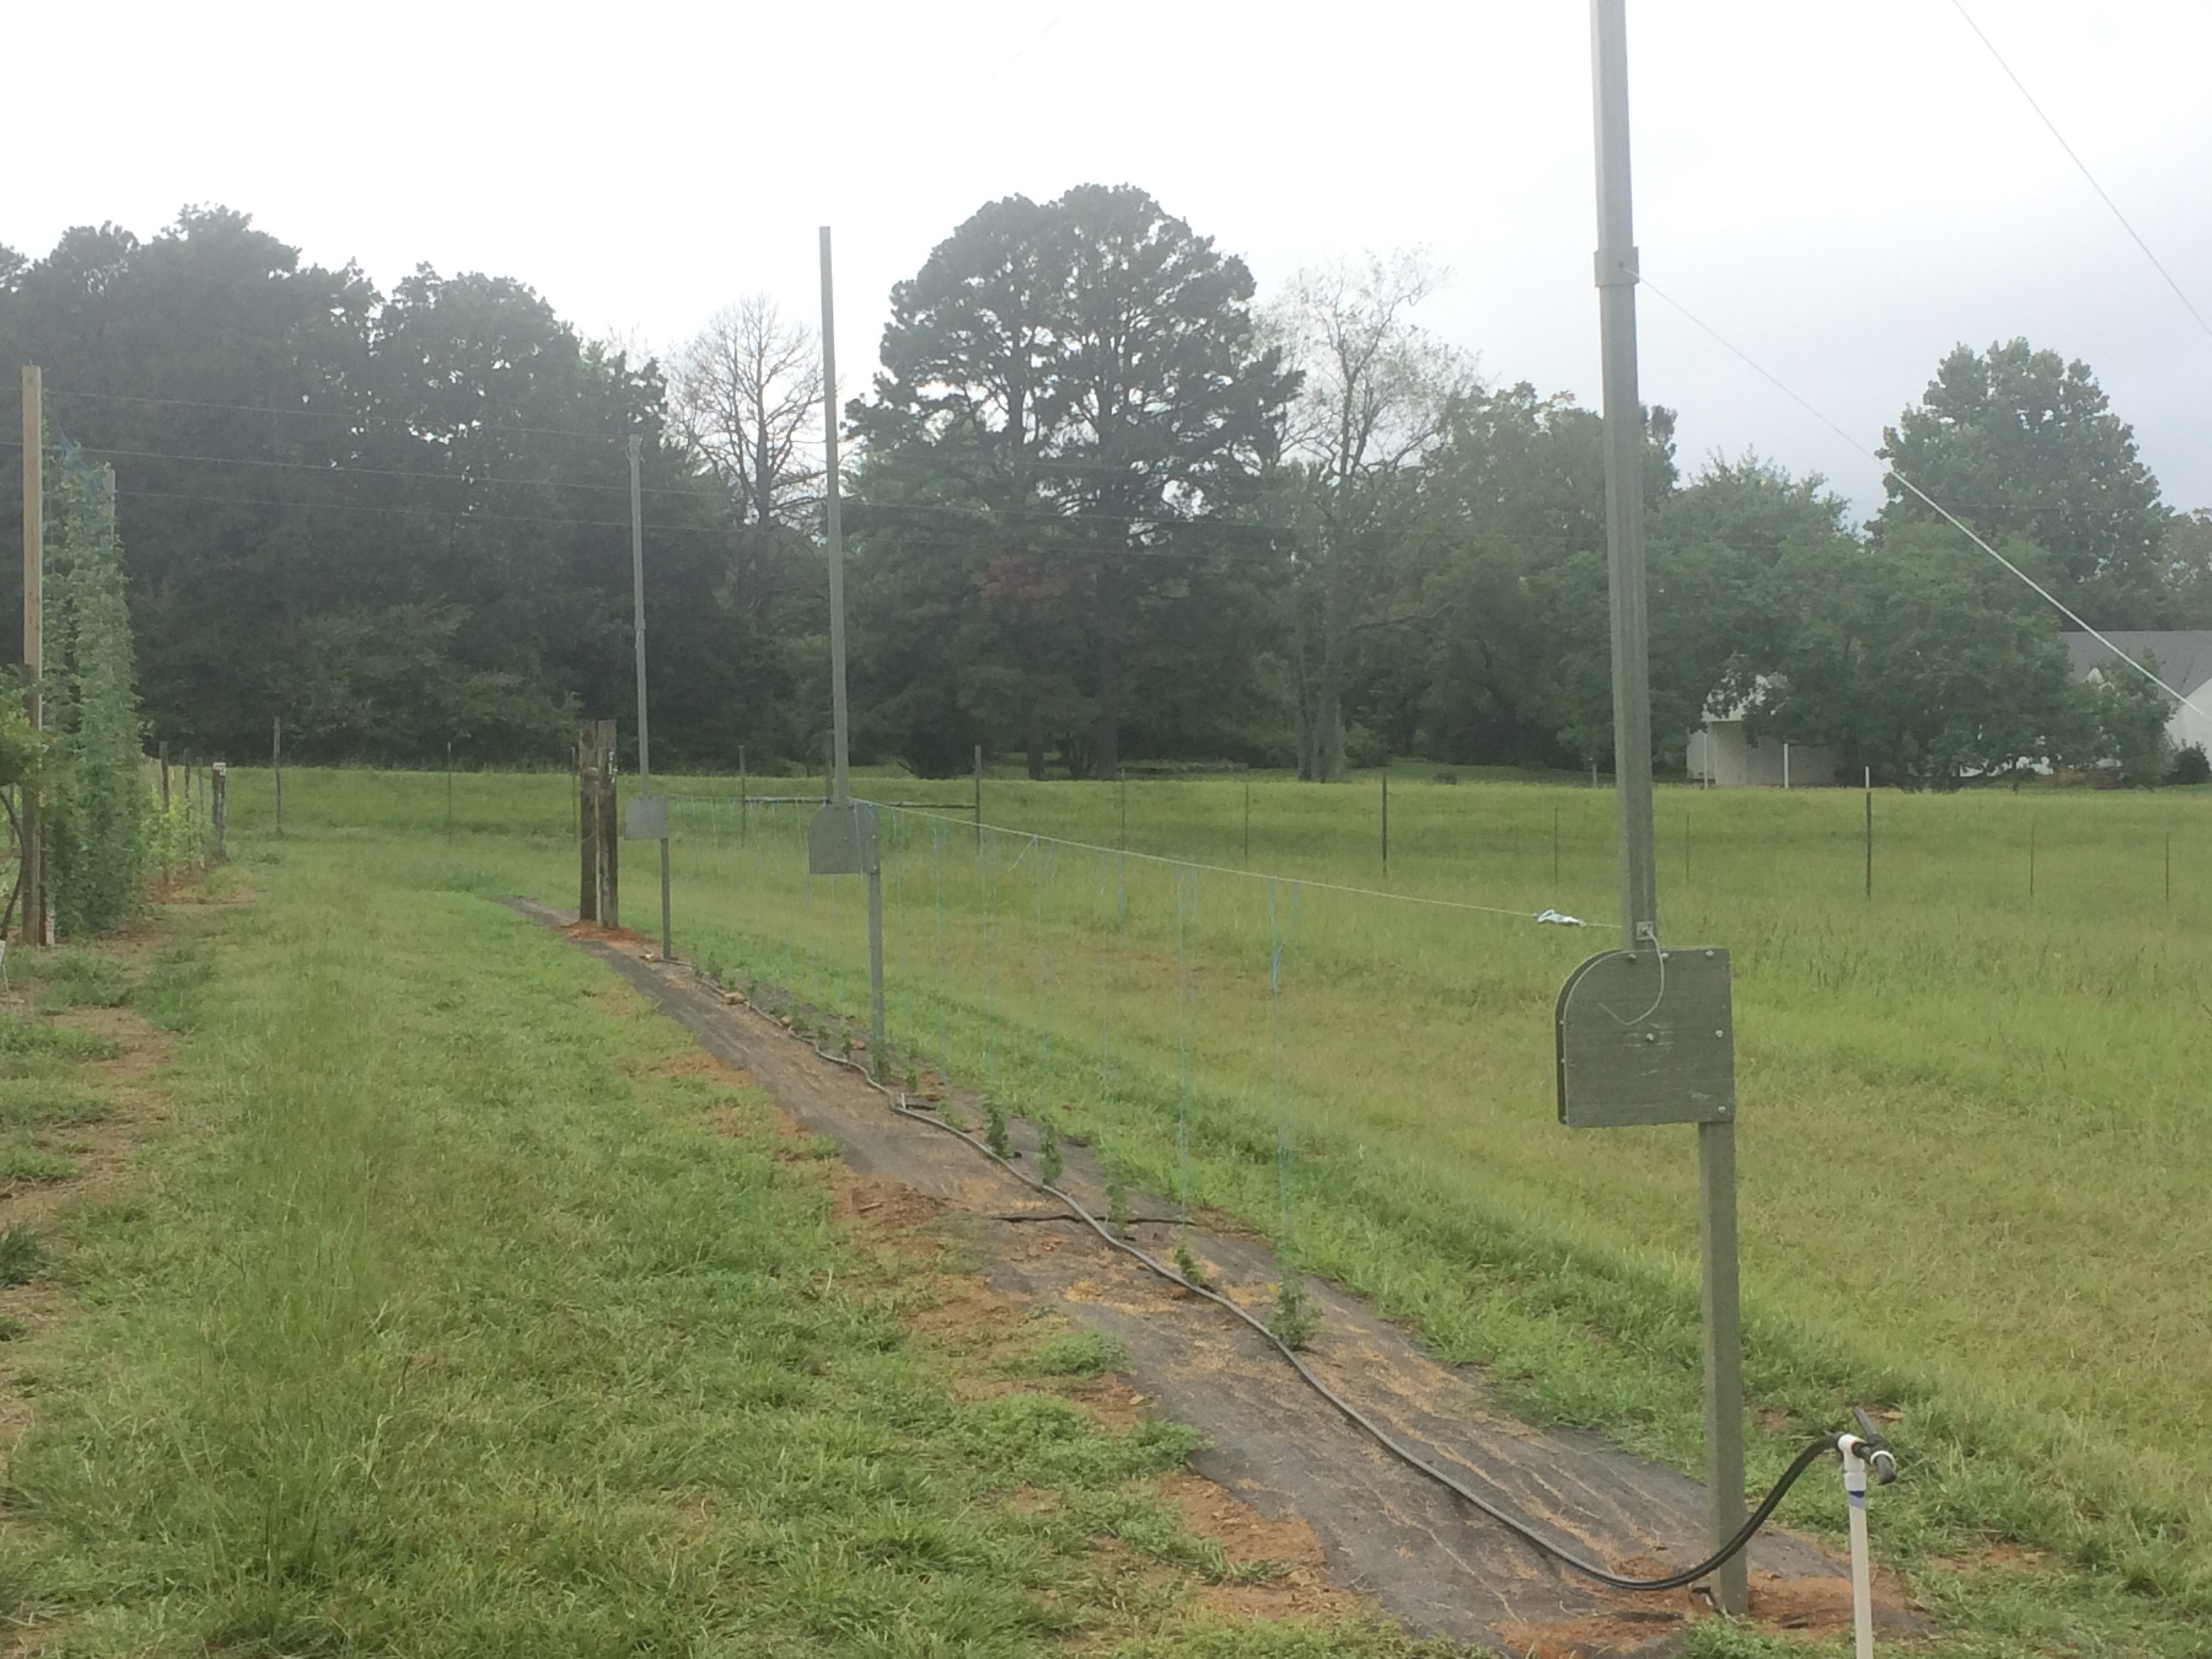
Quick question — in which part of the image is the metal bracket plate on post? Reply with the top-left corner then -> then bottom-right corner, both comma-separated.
1556,947 -> 1735,1128
622,792 -> 669,841
808,801 -> 880,875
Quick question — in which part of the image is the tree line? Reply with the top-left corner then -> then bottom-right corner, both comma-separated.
4,196 -> 2207,785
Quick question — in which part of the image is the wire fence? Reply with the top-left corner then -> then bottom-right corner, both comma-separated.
658,792 -> 1611,1269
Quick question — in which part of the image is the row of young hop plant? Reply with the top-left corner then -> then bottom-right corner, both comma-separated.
668,798 -> 1392,1352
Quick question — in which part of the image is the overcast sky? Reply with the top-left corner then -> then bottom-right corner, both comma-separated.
12,1 -> 2210,519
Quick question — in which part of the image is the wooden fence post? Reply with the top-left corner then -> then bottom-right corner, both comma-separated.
577,723 -> 600,924
272,716 -> 283,836
211,762 -> 228,863
596,719 -> 619,929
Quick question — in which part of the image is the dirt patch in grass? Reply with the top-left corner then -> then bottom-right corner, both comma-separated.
0,938 -> 186,1583
1933,1540 -> 2049,1574
652,1050 -> 754,1086
562,920 -> 651,947
1159,1468 -> 1360,1623
0,1005 -> 173,1227
146,869 -> 251,906
735,1097 -> 1385,1626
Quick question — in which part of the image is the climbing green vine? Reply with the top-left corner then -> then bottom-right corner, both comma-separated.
42,441 -> 154,934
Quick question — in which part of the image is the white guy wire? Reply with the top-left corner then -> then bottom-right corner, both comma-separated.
875,806 -> 1597,928
1949,0 -> 2212,346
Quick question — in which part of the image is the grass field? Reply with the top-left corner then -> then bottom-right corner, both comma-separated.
206,764 -> 2212,1655
0,831 -> 1453,1656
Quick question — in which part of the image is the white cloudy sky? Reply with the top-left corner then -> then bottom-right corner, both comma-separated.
11,0 -> 2210,518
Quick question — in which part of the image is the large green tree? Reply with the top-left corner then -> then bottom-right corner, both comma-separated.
851,186 -> 1294,779
1397,384 -> 1676,769
1720,521 -> 2102,788
1874,339 -> 2171,626
1271,252 -> 1473,780
1,209 -> 752,766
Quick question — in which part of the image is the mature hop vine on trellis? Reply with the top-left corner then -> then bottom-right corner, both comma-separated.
44,439 -> 153,935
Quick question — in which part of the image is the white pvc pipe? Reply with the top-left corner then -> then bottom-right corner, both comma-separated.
1842,1438 -> 1875,1659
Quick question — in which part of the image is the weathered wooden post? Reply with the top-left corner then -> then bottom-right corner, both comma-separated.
577,723 -> 601,924
596,719 -> 620,929
159,741 -> 170,813
272,716 -> 284,837
211,762 -> 228,862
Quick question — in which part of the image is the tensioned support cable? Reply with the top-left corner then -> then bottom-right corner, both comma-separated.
1948,0 -> 2212,347
874,806 -> 1603,930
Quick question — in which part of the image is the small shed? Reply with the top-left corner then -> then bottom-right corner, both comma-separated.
1685,719 -> 1841,788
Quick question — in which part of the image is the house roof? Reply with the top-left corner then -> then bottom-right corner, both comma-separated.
2061,632 -> 2212,699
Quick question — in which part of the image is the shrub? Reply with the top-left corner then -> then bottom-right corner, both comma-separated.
2169,744 -> 2210,786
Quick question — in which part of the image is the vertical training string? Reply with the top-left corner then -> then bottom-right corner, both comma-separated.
933,817 -> 950,1086
787,805 -> 805,1000
893,811 -> 909,1068
982,836 -> 998,1108
1269,880 -> 1303,1256
1035,841 -> 1057,1114
1176,863 -> 1199,1218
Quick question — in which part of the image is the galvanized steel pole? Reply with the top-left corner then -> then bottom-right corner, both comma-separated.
630,434 -> 672,961
820,228 -> 886,1067
1590,0 -> 1746,1614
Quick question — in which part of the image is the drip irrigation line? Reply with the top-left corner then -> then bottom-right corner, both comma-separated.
877,804 -> 1603,929
1636,272 -> 2196,712
989,1211 -> 1183,1226
740,975 -> 1847,1595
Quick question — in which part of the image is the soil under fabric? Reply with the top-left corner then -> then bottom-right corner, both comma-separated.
509,898 -> 1925,1657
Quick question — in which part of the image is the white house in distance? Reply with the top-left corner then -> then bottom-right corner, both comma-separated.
2062,631 -> 2212,758
1685,704 -> 1840,788
1687,633 -> 2212,787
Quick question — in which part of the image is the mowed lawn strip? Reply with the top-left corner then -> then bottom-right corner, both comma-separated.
0,845 -> 1435,1658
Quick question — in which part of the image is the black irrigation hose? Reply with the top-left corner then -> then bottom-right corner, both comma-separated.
746,987 -> 1845,1596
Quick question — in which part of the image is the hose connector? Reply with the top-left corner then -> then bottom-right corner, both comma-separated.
1841,1406 -> 1898,1486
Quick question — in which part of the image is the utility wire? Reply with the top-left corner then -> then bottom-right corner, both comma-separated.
30,438 -> 706,499
1949,0 -> 2212,346
878,805 -> 1600,928
110,485 -> 722,535
47,386 -> 655,445
1635,272 -> 2194,711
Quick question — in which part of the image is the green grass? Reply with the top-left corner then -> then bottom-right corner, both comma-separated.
22,951 -> 130,1014
199,765 -> 2212,1654
1,830 -> 1435,1657
1023,1328 -> 1128,1378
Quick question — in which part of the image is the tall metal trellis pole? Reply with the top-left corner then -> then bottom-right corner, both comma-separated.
817,227 -> 888,1069
1590,0 -> 1747,1614
630,434 -> 672,962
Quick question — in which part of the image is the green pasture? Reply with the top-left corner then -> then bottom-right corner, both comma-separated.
220,766 -> 2212,1651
